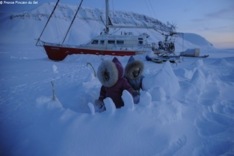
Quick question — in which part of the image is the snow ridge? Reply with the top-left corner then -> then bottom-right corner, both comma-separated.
9,2 -> 172,33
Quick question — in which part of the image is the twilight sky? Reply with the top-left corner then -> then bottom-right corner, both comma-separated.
1,0 -> 234,49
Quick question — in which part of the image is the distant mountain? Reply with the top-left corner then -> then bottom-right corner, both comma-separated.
183,33 -> 213,47
9,2 -> 173,32
0,2 -> 213,50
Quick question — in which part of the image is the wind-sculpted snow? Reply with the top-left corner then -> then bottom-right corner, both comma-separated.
143,61 -> 180,99
0,45 -> 234,156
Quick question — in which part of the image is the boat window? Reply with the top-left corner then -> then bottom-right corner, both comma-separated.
100,40 -> 105,44
108,40 -> 115,44
116,40 -> 124,44
91,40 -> 98,44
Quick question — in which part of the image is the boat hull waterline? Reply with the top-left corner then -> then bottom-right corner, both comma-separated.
44,44 -> 138,61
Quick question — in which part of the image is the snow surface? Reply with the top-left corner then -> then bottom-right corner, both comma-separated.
1,2 -> 234,156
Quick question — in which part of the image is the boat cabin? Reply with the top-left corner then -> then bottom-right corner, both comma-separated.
84,32 -> 150,50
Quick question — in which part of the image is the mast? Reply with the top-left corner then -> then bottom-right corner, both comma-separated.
103,0 -> 172,35
105,0 -> 110,34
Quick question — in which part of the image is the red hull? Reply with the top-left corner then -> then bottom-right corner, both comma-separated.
43,44 -> 136,61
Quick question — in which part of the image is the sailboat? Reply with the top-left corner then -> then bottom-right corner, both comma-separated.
37,0 -> 155,61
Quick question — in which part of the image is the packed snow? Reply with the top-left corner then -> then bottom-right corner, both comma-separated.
0,2 -> 234,156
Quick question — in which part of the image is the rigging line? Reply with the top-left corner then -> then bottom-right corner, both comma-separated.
145,0 -> 153,17
111,0 -> 115,13
145,0 -> 160,33
148,0 -> 157,18
145,0 -> 155,18
62,0 -> 84,44
36,0 -> 60,46
109,28 -> 121,35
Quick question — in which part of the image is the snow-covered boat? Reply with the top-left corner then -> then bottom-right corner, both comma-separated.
42,32 -> 150,61
37,0 -> 152,61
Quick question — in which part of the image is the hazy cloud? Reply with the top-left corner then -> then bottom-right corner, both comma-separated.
205,4 -> 234,19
